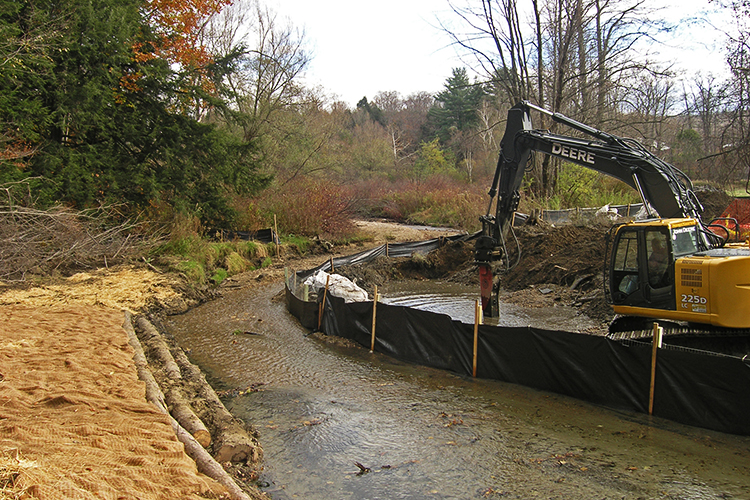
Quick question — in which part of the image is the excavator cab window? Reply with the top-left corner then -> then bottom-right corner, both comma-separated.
610,226 -> 676,310
672,225 -> 699,256
612,231 -> 640,296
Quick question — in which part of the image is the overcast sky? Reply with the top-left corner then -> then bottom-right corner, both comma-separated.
269,0 -> 734,108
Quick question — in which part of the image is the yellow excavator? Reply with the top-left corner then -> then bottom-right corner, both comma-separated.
476,101 -> 750,339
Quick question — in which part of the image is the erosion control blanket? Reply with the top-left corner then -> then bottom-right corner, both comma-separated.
0,304 -> 227,499
312,293 -> 750,436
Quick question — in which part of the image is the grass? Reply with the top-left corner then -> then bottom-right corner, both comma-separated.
154,232 -> 290,285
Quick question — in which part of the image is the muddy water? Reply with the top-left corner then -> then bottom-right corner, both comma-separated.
380,281 -> 598,332
165,281 -> 750,499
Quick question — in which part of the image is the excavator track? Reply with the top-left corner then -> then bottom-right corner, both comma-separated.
607,316 -> 750,358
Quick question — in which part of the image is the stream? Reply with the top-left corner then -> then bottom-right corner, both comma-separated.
164,280 -> 750,499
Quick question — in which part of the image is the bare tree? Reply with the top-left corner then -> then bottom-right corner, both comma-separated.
443,0 -> 533,104
619,71 -> 677,149
716,1 -> 750,188
207,1 -> 310,143
687,74 -> 729,157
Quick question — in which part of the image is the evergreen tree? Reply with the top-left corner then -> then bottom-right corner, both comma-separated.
0,0 -> 268,227
428,68 -> 485,145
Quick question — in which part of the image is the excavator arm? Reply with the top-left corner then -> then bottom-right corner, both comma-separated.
476,101 -> 720,315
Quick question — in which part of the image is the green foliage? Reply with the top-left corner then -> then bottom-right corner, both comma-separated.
545,163 -> 641,209
178,260 -> 207,284
225,252 -> 248,274
429,68 -> 485,144
242,241 -> 267,259
283,234 -> 312,255
0,0 -> 269,227
211,267 -> 229,284
378,178 -> 484,231
413,139 -> 457,180
156,233 -> 270,285
356,97 -> 386,126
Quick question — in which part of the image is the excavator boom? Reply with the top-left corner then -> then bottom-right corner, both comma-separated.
477,101 -> 735,331
480,101 -> 708,253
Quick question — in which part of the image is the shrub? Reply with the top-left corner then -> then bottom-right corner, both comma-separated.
547,163 -> 640,209
376,177 -> 485,230
254,178 -> 357,239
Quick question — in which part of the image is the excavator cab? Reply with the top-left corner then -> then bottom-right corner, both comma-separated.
608,219 -> 702,314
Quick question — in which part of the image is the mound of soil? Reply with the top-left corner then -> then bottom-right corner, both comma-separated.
336,222 -> 614,327
500,223 -> 606,293
696,187 -> 733,221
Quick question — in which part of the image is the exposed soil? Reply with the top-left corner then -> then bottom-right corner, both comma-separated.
336,222 -> 614,333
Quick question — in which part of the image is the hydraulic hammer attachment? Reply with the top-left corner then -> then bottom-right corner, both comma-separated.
478,263 -> 494,317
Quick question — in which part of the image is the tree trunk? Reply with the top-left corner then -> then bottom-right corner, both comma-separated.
165,387 -> 212,448
122,312 -> 258,500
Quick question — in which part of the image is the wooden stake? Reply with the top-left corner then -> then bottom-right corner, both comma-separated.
318,275 -> 331,331
274,214 -> 279,256
370,285 -> 378,353
473,300 -> 480,377
330,255 -> 334,273
648,322 -> 663,415
385,242 -> 389,258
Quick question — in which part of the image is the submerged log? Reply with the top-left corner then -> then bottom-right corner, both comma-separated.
171,344 -> 262,464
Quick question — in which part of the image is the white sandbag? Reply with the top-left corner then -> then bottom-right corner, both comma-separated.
303,270 -> 369,303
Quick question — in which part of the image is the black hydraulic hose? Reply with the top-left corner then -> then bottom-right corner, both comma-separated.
496,221 -> 522,272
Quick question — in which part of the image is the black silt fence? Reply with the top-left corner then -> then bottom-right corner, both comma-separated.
285,236 -> 750,436
316,294 -> 750,435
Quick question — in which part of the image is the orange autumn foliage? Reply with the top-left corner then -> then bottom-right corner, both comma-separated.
142,0 -> 231,68
120,0 -> 231,99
